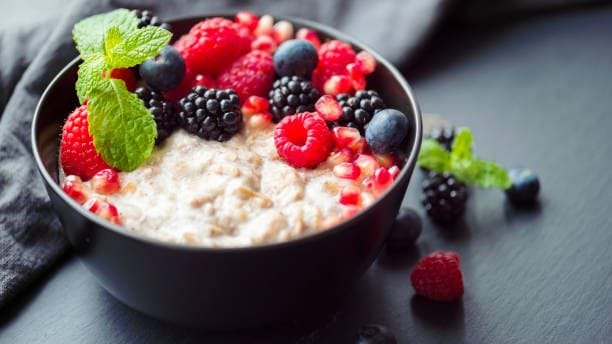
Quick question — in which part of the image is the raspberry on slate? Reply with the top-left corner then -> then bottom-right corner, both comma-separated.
136,87 -> 179,144
268,76 -> 320,123
60,105 -> 111,180
132,9 -> 171,30
174,17 -> 252,76
178,87 -> 243,142
421,172 -> 468,224
217,50 -> 275,104
411,251 -> 464,301
335,90 -> 385,134
274,112 -> 333,168
312,40 -> 356,92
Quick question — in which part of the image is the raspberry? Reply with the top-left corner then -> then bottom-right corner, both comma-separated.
105,68 -> 137,92
135,87 -> 178,144
411,251 -> 464,301
174,17 -> 251,76
60,105 -> 111,180
269,76 -> 319,122
217,50 -> 275,103
312,40 -> 356,92
274,112 -> 332,168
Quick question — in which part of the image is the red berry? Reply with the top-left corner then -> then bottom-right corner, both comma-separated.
62,175 -> 88,204
241,95 -> 270,115
373,167 -> 393,194
235,11 -> 259,32
332,126 -> 361,149
84,198 -> 121,225
411,251 -> 464,301
389,165 -> 400,180
272,20 -> 294,43
247,112 -> 273,130
296,28 -> 321,50
312,40 -> 356,91
217,50 -> 275,103
355,51 -> 376,74
60,105 -> 111,180
333,162 -> 361,180
326,148 -> 353,166
254,15 -> 274,37
174,17 -> 252,76
91,169 -> 121,195
105,68 -> 137,92
323,75 -> 352,96
274,112 -> 332,168
353,154 -> 379,178
251,35 -> 277,54
349,137 -> 367,154
351,74 -> 367,91
163,67 -> 216,102
193,73 -> 216,89
339,185 -> 361,205
315,95 -> 342,121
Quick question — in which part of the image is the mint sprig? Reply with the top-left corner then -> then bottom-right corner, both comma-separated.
72,9 -> 172,171
417,128 -> 512,189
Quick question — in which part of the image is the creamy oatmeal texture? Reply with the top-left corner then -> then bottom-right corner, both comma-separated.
76,126 -> 374,247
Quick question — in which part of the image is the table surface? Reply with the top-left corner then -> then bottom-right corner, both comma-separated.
2,6 -> 612,344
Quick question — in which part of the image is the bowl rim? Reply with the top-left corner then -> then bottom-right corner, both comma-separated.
31,13 -> 422,253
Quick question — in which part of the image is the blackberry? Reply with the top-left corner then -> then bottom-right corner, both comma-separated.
268,76 -> 319,122
178,86 -> 242,142
426,127 -> 455,150
132,9 -> 171,31
335,90 -> 385,134
421,172 -> 468,224
135,87 -> 178,145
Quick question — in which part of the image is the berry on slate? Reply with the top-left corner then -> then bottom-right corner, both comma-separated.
355,324 -> 397,344
411,251 -> 464,301
365,108 -> 409,154
421,172 -> 468,224
135,86 -> 179,144
174,17 -> 252,76
274,112 -> 333,168
273,39 -> 318,78
387,207 -> 422,252
506,168 -> 540,205
139,45 -> 186,91
132,9 -> 171,30
268,76 -> 320,122
62,175 -> 88,204
217,50 -> 275,104
178,86 -> 243,142
60,105 -> 111,180
427,127 -> 455,151
335,90 -> 385,134
312,40 -> 356,92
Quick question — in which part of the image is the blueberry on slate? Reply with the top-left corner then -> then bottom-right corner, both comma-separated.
356,324 -> 397,344
139,45 -> 185,91
387,208 -> 422,251
273,39 -> 318,78
506,168 -> 540,205
365,109 -> 409,154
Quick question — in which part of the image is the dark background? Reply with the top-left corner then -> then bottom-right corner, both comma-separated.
2,2 -> 612,343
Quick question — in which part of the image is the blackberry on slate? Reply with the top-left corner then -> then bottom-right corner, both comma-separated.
268,76 -> 319,122
135,87 -> 178,145
178,86 -> 242,142
426,127 -> 455,150
421,172 -> 468,224
132,9 -> 171,30
335,90 -> 385,134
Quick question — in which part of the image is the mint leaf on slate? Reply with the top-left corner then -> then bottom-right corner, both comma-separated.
417,138 -> 451,172
450,128 -> 473,161
452,158 -> 512,189
76,54 -> 105,103
73,9 -> 138,58
108,26 -> 171,69
87,78 -> 157,171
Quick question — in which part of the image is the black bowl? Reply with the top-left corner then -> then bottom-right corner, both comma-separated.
31,14 -> 422,329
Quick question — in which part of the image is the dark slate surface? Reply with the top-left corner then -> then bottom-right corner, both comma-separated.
2,6 -> 612,344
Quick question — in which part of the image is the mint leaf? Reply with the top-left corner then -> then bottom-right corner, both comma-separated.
417,138 -> 451,172
452,158 -> 512,189
87,78 -> 157,171
73,9 -> 138,58
104,26 -> 123,57
108,26 -> 171,69
76,54 -> 105,103
451,128 -> 473,160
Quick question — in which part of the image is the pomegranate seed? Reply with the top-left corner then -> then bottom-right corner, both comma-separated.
333,162 -> 361,180
346,63 -> 362,80
241,95 -> 270,115
362,176 -> 374,191
389,165 -> 400,180
356,51 -> 376,74
235,11 -> 259,32
341,205 -> 361,219
374,153 -> 395,168
62,175 -> 88,204
339,185 -> 361,205
353,154 -> 379,178
251,35 -> 277,54
323,75 -> 352,95
332,127 -> 361,149
247,112 -> 273,130
315,95 -> 342,121
327,148 -> 353,166
272,20 -> 294,43
373,167 -> 393,194
91,169 -> 121,195
296,28 -> 321,50
254,14 -> 274,37
351,74 -> 367,91
84,198 -> 121,224
349,137 -> 367,154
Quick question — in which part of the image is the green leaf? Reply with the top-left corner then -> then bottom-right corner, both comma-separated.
73,9 -> 138,58
87,78 -> 157,171
450,128 -> 473,161
417,138 -> 451,172
107,26 -> 171,69
104,26 -> 123,57
452,157 -> 512,189
75,54 -> 105,103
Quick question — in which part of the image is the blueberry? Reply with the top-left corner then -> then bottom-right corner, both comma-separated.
365,109 -> 410,154
387,208 -> 422,251
139,45 -> 185,91
356,324 -> 397,344
273,39 -> 318,78
506,168 -> 540,205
